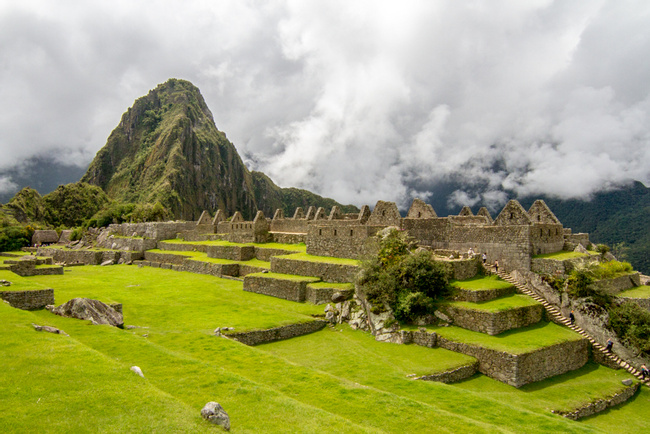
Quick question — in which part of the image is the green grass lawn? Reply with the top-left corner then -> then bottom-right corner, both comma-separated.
442,294 -> 540,313
617,285 -> 650,299
412,321 -> 584,354
450,274 -> 514,291
0,270 -> 49,291
147,248 -> 271,269
2,265 -> 649,432
276,252 -> 361,266
533,251 -> 594,260
163,239 -> 307,252
307,282 -> 354,290
246,271 -> 321,282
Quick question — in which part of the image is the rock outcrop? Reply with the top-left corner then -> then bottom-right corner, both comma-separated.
49,298 -> 124,328
201,402 -> 230,431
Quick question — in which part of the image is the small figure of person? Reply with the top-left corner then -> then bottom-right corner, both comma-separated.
641,364 -> 649,381
482,253 -> 487,264
606,338 -> 614,353
494,260 -> 499,273
569,310 -> 575,325
468,247 -> 475,256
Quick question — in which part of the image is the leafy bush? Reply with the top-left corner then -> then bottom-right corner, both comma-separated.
358,228 -> 448,323
86,202 -> 136,228
592,260 -> 633,279
43,182 -> 109,227
608,302 -> 650,357
596,244 -> 610,254
0,225 -> 32,251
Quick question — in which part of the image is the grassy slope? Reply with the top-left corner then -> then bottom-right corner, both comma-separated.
1,266 -> 649,432
450,275 -> 514,291
442,294 -> 540,313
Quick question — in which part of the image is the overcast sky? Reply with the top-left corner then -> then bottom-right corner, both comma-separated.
1,0 -> 649,210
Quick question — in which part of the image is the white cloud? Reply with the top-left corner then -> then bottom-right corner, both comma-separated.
0,0 -> 649,209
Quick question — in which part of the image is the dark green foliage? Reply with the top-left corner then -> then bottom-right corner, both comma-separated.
43,182 -> 109,228
567,266 -> 613,307
6,187 -> 44,222
541,274 -> 566,293
130,202 -> 170,223
86,202 -> 137,228
596,244 -> 610,255
0,225 -> 32,251
522,181 -> 650,274
608,302 -> 650,357
358,229 -> 448,323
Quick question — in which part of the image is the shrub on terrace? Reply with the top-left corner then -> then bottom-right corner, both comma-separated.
357,228 -> 448,323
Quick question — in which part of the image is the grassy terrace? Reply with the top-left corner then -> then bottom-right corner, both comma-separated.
0,270 -> 49,291
307,281 -> 354,290
618,285 -> 650,299
408,322 -> 584,354
162,239 -> 307,252
246,271 -> 320,282
450,275 -> 514,291
146,249 -> 271,269
533,251 -> 596,260
276,252 -> 361,266
1,265 -> 648,432
441,294 -> 540,313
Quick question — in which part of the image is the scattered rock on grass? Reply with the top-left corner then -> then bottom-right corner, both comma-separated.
201,402 -> 230,430
130,366 -> 144,378
622,379 -> 633,386
101,259 -> 114,266
0,279 -> 11,287
32,323 -> 69,336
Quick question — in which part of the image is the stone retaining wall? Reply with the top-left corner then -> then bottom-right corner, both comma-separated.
207,245 -> 255,261
450,286 -> 515,303
0,289 -> 54,310
620,297 -> 650,312
225,320 -> 326,346
157,241 -> 209,253
437,335 -> 588,387
181,259 -> 239,277
557,383 -> 639,420
37,248 -> 142,265
107,222 -> 197,240
144,251 -> 188,266
305,284 -> 336,305
531,255 -> 596,275
99,236 -> 157,251
591,273 -> 641,295
270,256 -> 358,283
416,362 -> 479,384
254,247 -> 299,262
243,274 -> 320,302
439,303 -> 543,336
400,329 -> 438,348
438,258 -> 479,281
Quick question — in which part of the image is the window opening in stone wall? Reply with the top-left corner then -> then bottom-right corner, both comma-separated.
548,229 -> 551,236
350,230 -> 353,236
540,229 -> 543,236
510,213 -> 514,219
418,212 -> 421,218
334,229 -> 337,236
537,215 -> 541,221
382,210 -> 385,216
319,229 -> 322,236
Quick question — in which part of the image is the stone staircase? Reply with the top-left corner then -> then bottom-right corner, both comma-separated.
496,270 -> 650,387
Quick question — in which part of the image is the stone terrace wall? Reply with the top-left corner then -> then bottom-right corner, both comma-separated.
226,320 -> 326,345
271,233 -> 306,244
531,255 -> 596,275
439,304 -> 543,335
108,222 -> 197,241
99,236 -> 157,251
416,363 -> 479,384
270,256 -> 359,283
243,274 -> 320,302
0,289 -> 54,310
38,248 -> 103,265
450,286 -> 515,303
207,245 -> 255,261
558,383 -> 639,420
591,273 -> 641,295
437,335 -> 588,387
157,241 -> 209,253
254,247 -> 300,262
438,258 -> 479,281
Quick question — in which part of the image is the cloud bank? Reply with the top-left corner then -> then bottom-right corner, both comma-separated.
1,0 -> 649,210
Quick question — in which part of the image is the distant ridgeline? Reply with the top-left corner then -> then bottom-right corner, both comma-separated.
81,78 -> 357,220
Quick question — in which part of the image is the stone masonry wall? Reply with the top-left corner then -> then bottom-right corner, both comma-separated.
243,274 -> 320,302
450,286 -> 515,303
225,320 -> 326,346
108,222 -> 196,240
590,273 -> 641,295
306,224 -> 379,259
157,241 -> 209,253
270,256 -> 359,283
437,335 -> 588,387
254,247 -> 299,262
439,304 -> 543,335
207,245 -> 255,261
38,248 -> 104,265
269,219 -> 309,234
0,289 -> 54,310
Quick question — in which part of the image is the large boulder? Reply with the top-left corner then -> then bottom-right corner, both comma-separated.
50,298 -> 124,328
201,402 -> 230,430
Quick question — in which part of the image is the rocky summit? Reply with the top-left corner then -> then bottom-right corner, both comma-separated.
82,78 -> 356,220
